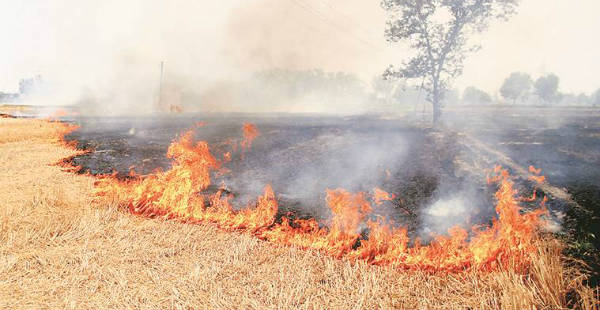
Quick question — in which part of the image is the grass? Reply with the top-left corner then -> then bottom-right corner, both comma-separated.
0,118 -> 598,309
0,104 -> 32,114
0,118 -> 75,144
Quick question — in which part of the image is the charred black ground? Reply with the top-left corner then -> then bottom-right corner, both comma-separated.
445,106 -> 600,284
64,114 -> 475,232
62,107 -> 600,282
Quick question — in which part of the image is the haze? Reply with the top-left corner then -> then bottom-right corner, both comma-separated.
1,0 -> 599,104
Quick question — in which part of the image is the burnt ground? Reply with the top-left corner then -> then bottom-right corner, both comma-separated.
64,114 -> 475,233
443,106 -> 600,283
62,108 -> 600,281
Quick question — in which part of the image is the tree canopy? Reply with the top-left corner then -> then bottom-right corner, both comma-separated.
499,72 -> 532,104
534,73 -> 560,104
463,86 -> 492,104
382,0 -> 518,122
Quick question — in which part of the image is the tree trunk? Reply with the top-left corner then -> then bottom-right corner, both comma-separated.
432,100 -> 441,124
432,82 -> 441,124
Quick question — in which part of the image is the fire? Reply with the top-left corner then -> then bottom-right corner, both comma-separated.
56,122 -> 81,148
529,175 -> 546,184
241,123 -> 260,151
169,104 -> 183,114
528,165 -> 546,183
92,125 -> 548,273
47,108 -> 79,121
373,187 -> 395,205
529,165 -> 542,175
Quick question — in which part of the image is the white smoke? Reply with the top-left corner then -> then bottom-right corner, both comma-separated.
421,195 -> 473,236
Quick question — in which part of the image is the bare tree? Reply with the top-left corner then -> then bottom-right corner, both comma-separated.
382,0 -> 518,123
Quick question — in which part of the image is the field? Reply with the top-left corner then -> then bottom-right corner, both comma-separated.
445,106 -> 600,281
1,113 -> 599,309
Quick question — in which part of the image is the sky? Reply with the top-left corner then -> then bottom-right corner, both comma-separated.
1,0 -> 599,103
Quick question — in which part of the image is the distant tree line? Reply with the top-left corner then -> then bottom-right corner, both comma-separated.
457,72 -> 600,106
0,75 -> 44,103
497,72 -> 599,106
372,70 -> 600,109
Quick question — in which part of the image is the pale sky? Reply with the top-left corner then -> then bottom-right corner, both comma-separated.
1,0 -> 599,102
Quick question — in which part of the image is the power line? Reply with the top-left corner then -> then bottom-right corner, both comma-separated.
315,0 -> 383,41
291,0 -> 382,51
288,0 -> 385,55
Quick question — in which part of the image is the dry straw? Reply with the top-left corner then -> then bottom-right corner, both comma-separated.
0,118 -> 598,309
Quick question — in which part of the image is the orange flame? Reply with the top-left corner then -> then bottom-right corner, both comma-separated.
241,123 -> 260,151
47,109 -> 79,121
529,165 -> 542,175
528,165 -> 546,183
373,187 -> 395,205
93,125 -> 548,273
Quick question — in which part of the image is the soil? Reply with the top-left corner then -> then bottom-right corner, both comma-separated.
63,114 -> 476,233
444,106 -> 600,283
63,107 -> 600,282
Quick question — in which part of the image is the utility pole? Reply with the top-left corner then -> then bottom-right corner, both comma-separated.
158,61 -> 164,110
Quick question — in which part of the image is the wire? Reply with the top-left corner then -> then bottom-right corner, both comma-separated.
288,0 -> 386,55
316,0 -> 383,41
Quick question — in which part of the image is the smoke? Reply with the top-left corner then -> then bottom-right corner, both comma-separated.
7,0 -> 585,239
221,124 -> 409,220
225,0 -> 384,77
1,0 -> 392,115
424,196 -> 472,232
411,162 -> 492,239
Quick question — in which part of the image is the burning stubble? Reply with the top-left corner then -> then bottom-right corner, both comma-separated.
2,117 -> 598,309
89,123 -> 549,272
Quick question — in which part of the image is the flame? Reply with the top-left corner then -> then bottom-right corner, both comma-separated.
56,122 -> 81,148
169,104 -> 183,114
529,175 -> 546,183
529,165 -> 542,175
385,169 -> 392,181
241,123 -> 260,151
93,125 -> 548,273
373,187 -> 395,205
528,165 -> 546,183
47,108 -> 79,121
519,190 -> 538,202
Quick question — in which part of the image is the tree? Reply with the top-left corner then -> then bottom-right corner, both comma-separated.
499,72 -> 532,104
592,89 -> 600,107
576,93 -> 590,106
381,0 -> 518,123
372,76 -> 398,103
462,86 -> 492,104
534,73 -> 560,104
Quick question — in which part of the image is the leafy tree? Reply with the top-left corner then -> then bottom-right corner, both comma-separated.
576,93 -> 590,105
592,89 -> 600,107
462,86 -> 492,104
534,73 -> 560,104
381,0 -> 518,123
445,88 -> 461,105
499,72 -> 532,104
371,76 -> 399,103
